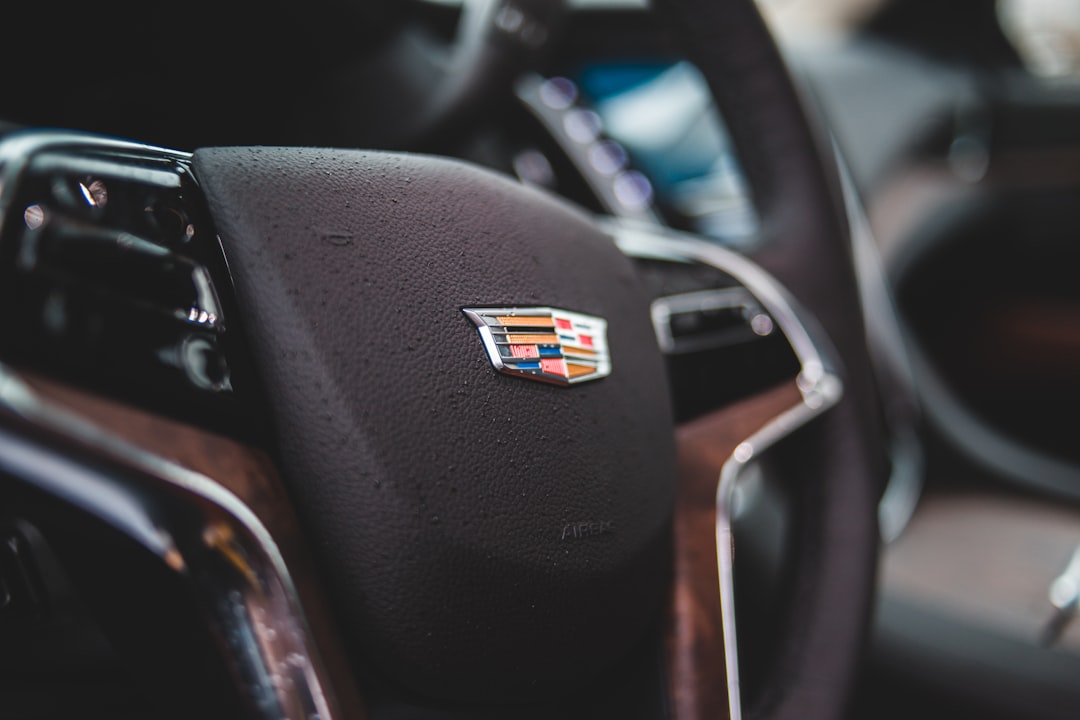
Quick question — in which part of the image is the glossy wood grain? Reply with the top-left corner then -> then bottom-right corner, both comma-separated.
14,369 -> 367,720
21,366 -> 810,720
666,380 -> 803,720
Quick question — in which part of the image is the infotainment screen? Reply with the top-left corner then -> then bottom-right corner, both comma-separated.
577,61 -> 760,248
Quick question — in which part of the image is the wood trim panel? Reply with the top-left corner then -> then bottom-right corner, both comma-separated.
19,368 -> 808,720
666,380 -> 803,720
13,369 -> 367,720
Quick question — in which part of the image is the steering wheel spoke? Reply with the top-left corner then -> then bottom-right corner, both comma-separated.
669,380 -> 802,720
605,219 -> 843,720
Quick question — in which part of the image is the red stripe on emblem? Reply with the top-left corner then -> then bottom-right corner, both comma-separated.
541,358 -> 568,376
554,317 -> 573,330
510,344 -> 540,359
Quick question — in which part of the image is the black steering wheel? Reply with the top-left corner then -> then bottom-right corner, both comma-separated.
0,2 -> 884,720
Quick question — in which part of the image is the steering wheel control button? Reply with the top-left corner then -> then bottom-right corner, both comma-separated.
463,306 -> 611,385
0,134 -> 263,443
651,287 -> 773,354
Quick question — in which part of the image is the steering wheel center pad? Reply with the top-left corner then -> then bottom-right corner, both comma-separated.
193,146 -> 677,703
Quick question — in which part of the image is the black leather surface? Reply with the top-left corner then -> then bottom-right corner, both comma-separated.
655,1 -> 885,719
193,147 -> 676,703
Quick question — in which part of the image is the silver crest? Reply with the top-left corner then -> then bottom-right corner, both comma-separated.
463,307 -> 611,386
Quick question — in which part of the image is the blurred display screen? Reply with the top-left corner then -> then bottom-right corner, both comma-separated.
577,61 -> 760,247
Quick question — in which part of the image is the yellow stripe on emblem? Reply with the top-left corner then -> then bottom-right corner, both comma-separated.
505,333 -> 560,344
496,316 -> 555,327
566,363 -> 598,378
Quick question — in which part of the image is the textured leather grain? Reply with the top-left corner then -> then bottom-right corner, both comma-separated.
193,147 -> 676,703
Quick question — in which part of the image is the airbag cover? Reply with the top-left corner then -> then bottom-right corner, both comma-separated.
192,147 -> 676,703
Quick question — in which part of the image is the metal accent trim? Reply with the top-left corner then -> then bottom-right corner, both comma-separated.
651,286 -> 771,355
608,218 -> 843,720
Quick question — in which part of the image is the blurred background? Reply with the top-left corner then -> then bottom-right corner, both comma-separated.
752,2 -> 1080,718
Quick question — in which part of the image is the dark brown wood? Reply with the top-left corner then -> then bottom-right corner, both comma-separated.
666,381 -> 804,720
14,369 -> 367,720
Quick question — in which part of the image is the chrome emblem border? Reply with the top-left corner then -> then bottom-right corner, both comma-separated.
463,307 -> 611,386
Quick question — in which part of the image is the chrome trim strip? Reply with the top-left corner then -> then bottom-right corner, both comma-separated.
606,218 -> 843,720
609,219 -> 833,385
0,129 -> 190,166
0,130 -> 190,238
714,376 -> 841,719
650,286 -> 770,355
26,153 -> 184,188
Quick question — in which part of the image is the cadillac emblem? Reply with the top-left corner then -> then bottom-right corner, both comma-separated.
463,307 -> 611,386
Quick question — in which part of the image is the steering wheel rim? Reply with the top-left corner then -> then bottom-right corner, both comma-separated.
0,1 -> 884,719
652,2 -> 885,718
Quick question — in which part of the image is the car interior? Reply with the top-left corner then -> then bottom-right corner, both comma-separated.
1,1 -> 1079,719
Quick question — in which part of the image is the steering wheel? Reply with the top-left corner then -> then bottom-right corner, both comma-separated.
0,1 -> 883,720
